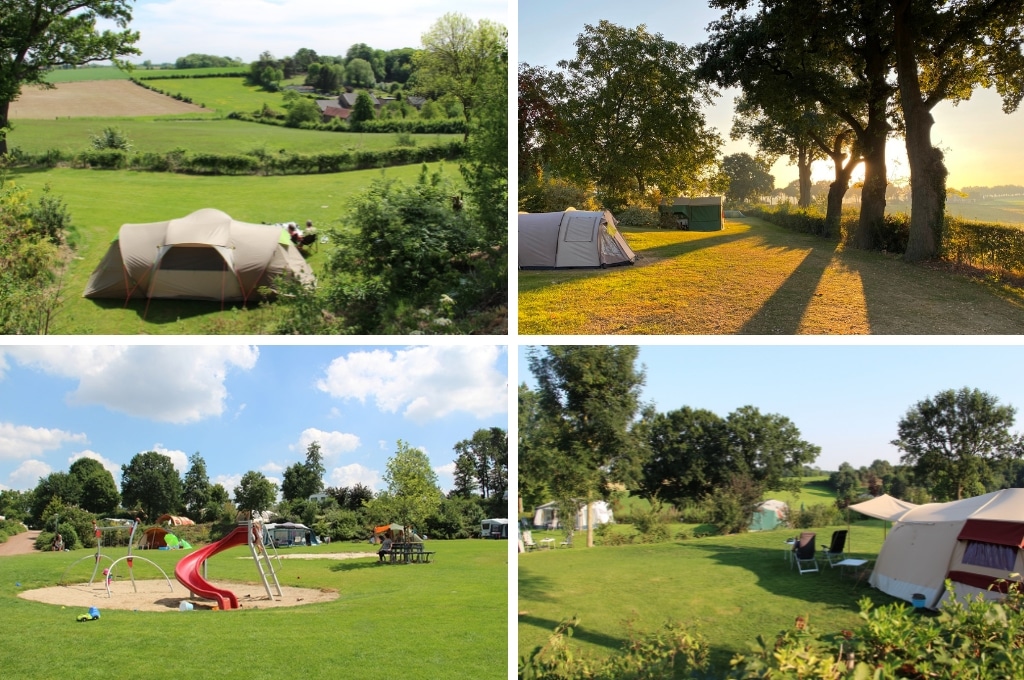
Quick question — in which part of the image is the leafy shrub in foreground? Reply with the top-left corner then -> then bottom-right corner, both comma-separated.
519,617 -> 710,680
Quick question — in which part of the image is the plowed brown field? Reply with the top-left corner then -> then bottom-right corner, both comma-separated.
10,80 -> 209,118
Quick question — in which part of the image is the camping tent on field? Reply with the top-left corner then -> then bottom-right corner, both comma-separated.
532,501 -> 614,531
869,489 -> 1024,608
749,499 -> 788,531
83,208 -> 314,303
518,210 -> 636,269
659,196 -> 724,231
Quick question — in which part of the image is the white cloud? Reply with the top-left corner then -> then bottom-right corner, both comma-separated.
328,463 -> 381,491
0,422 -> 88,460
435,462 -> 457,476
146,445 -> 189,473
2,346 -> 259,424
316,346 -> 507,423
214,473 -> 242,495
261,461 -> 284,475
292,428 -> 361,459
8,460 -> 53,490
69,450 -> 122,484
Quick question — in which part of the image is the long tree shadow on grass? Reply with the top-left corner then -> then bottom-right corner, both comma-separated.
841,249 -> 1024,334
738,240 -> 839,334
683,540 -> 896,672
519,227 -> 759,295
517,613 -> 627,654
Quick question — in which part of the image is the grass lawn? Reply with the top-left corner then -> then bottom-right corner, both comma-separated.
8,118 -> 460,156
518,217 -> 1024,334
10,161 -> 462,334
1,538 -> 507,680
768,477 -> 838,508
518,521 -> 897,674
134,76 -> 304,116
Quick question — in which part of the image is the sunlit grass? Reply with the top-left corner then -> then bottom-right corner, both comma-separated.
518,217 -> 1024,335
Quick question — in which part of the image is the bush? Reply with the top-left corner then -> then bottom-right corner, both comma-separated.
75,149 -> 127,169
616,206 -> 661,227
943,215 -> 1024,275
519,617 -> 710,680
90,126 -> 133,152
788,503 -> 842,529
518,175 -> 598,213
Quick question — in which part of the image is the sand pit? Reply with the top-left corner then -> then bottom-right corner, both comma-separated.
20,579 -> 339,612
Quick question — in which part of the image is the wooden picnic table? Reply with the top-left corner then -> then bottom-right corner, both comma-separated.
387,542 -> 435,564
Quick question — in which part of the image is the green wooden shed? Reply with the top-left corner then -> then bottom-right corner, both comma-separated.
659,196 -> 724,231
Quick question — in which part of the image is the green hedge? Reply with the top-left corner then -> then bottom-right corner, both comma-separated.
943,215 -> 1024,275
745,204 -> 910,253
228,111 -> 467,135
26,142 -> 465,175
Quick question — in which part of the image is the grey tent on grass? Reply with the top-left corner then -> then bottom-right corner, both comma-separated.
518,210 -> 637,269
84,208 -> 314,303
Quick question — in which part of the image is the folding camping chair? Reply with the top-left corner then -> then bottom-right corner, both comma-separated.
559,530 -> 573,548
792,532 -> 819,574
822,529 -> 848,567
522,530 -> 537,552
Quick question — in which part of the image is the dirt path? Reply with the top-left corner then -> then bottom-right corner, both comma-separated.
0,530 -> 40,557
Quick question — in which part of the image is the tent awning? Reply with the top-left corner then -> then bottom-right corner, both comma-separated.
849,494 -> 918,522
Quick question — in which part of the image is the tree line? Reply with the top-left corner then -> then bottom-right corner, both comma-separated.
519,348 -> 1024,541
0,427 -> 507,550
520,3 -> 1024,261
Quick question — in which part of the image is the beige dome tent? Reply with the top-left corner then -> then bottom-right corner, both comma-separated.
518,210 -> 637,269
83,208 -> 314,303
868,489 -> 1024,608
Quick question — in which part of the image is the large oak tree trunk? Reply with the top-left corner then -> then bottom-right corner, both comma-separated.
0,100 -> 10,156
798,145 -> 812,208
823,162 -> 854,238
895,2 -> 947,262
853,128 -> 888,250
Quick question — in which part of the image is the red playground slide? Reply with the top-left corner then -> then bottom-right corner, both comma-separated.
174,525 -> 251,610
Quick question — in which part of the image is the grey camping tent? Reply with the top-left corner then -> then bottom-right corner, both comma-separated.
518,210 -> 637,269
84,208 -> 314,303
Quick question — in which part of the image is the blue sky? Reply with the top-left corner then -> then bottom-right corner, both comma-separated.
0,344 -> 508,495
518,0 -> 1024,188
518,343 -> 1024,473
111,0 -> 508,64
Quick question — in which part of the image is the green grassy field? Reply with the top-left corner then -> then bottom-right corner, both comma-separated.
10,161 -> 461,334
8,117 -> 460,156
0,538 -> 507,679
44,66 -> 249,83
519,521 -> 895,674
519,217 -> 1024,334
135,76 -> 309,116
43,66 -> 132,82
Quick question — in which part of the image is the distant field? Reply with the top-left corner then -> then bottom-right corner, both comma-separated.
885,198 -> 1024,224
43,66 -> 248,83
8,117 -> 461,155
10,80 -> 208,118
43,66 -> 131,82
132,76 -> 302,115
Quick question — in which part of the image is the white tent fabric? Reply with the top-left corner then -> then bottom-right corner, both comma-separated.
870,489 -> 1024,608
849,494 -> 918,522
532,501 -> 614,530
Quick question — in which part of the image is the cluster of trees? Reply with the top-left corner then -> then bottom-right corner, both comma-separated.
246,42 -> 416,93
273,14 -> 507,334
519,22 -> 726,213
519,346 -> 821,541
831,387 -> 1024,508
521,5 -> 1024,260
0,427 -> 508,549
700,0 -> 1024,259
173,53 -> 243,69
